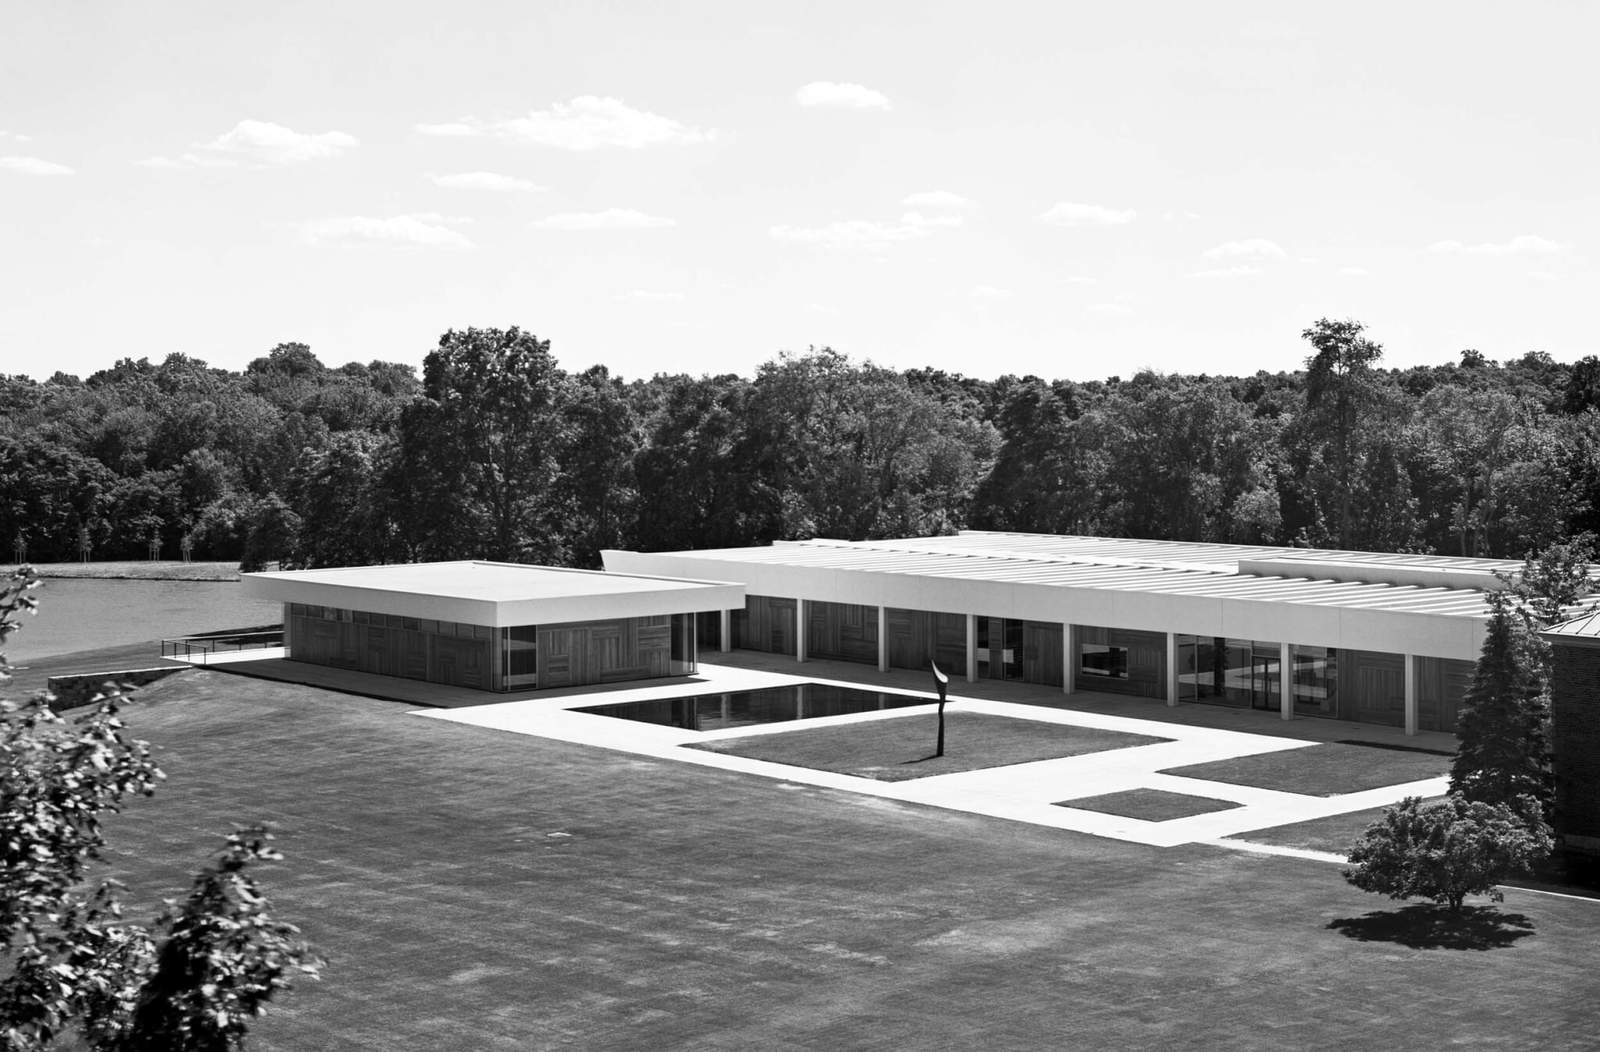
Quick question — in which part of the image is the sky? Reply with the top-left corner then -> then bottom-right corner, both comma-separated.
3,0 -> 1598,382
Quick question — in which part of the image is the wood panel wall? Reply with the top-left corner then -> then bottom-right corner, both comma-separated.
885,607 -> 966,673
1344,649 -> 1406,726
1417,656 -> 1473,733
806,600 -> 879,665
1023,620 -> 1064,686
538,615 -> 673,689
734,596 -> 796,655
288,614 -> 490,690
1074,624 -> 1167,699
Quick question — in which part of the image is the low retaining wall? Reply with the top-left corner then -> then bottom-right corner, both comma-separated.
46,666 -> 188,709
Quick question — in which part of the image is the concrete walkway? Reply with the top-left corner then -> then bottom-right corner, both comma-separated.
405,654 -> 1449,858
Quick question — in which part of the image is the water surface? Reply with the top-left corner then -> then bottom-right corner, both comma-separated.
4,578 -> 281,663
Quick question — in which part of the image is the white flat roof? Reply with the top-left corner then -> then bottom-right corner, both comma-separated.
603,532 -> 1570,662
243,561 -> 745,628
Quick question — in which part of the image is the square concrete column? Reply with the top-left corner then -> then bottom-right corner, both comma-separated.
966,614 -> 978,683
1064,623 -> 1076,695
719,608 -> 731,653
1404,653 -> 1418,736
877,605 -> 889,672
795,598 -> 807,663
1165,632 -> 1179,707
1280,641 -> 1295,720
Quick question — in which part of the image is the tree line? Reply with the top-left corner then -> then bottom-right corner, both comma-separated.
4,319 -> 1599,570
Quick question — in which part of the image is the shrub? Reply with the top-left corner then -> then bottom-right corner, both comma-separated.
1343,794 -> 1552,912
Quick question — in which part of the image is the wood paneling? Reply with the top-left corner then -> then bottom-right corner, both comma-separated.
1345,649 -> 1405,726
290,612 -> 489,690
806,601 -> 879,665
538,615 -> 673,689
886,607 -> 966,673
734,596 -> 796,655
1075,624 -> 1167,699
1023,620 -> 1064,687
1417,656 -> 1473,733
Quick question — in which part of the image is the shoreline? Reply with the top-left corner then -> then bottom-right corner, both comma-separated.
3,561 -> 242,583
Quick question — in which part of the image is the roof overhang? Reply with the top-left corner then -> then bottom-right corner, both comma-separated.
243,561 -> 745,628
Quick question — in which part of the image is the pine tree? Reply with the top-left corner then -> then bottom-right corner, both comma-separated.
1449,592 -> 1553,822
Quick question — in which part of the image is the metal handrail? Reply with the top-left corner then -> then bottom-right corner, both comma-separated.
160,629 -> 284,666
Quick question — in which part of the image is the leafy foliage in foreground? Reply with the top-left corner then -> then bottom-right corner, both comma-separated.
1343,795 -> 1552,913
0,568 -> 319,1049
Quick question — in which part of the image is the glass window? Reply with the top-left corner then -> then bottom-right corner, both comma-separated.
1292,645 -> 1338,718
1080,644 -> 1128,679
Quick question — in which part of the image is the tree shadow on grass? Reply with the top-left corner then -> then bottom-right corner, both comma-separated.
900,754 -> 942,766
1327,904 -> 1535,950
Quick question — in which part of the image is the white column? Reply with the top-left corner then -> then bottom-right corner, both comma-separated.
718,608 -> 731,653
1064,623 -> 1076,695
1280,642 -> 1294,720
795,599 -> 807,663
966,614 -> 978,683
1165,632 -> 1179,707
1404,653 -> 1418,736
877,605 -> 889,672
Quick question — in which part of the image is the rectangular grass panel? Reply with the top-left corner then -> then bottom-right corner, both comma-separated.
685,712 -> 1170,782
1158,743 -> 1450,797
1057,788 -> 1242,822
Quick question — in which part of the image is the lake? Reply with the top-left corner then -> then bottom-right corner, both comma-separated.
3,578 -> 282,663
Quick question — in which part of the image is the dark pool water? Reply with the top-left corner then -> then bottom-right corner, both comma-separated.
576,682 -> 933,731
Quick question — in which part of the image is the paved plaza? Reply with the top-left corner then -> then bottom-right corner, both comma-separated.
413,657 -> 1450,860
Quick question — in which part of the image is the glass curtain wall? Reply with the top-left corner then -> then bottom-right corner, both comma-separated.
1291,645 -> 1338,718
1176,636 -> 1283,711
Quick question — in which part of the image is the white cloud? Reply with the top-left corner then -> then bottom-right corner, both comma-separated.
1190,265 -> 1262,279
770,219 -> 918,250
144,119 -> 357,168
1202,238 -> 1286,260
971,284 -> 1013,301
419,96 -> 714,150
1087,302 -> 1134,316
1338,265 -> 1369,277
901,190 -> 971,209
0,131 -> 32,143
1037,201 -> 1137,227
0,155 -> 73,175
1427,234 -> 1563,256
414,121 -> 475,137
300,213 -> 472,249
1059,275 -> 1098,286
617,289 -> 685,302
429,171 -> 544,192
900,210 -> 962,231
530,208 -> 677,230
796,81 -> 892,110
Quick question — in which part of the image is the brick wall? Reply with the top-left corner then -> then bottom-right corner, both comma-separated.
1550,640 -> 1600,847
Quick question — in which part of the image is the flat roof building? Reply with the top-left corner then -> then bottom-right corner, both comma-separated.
243,561 -> 744,692
604,532 -> 1566,736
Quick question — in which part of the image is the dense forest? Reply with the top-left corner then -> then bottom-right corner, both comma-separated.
3,319 -> 1598,571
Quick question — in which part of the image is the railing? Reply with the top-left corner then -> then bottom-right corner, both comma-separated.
161,629 -> 284,665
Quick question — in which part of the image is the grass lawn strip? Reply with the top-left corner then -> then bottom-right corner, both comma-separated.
1227,797 -> 1449,855
1059,787 -> 1243,821
78,669 -> 1600,1049
1158,742 -> 1450,797
684,710 -> 1171,781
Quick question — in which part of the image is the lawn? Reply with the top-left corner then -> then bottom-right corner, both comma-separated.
45,669 -> 1597,1049
1159,741 -> 1451,796
685,711 -> 1170,781
1228,799 -> 1448,855
1058,788 -> 1242,821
